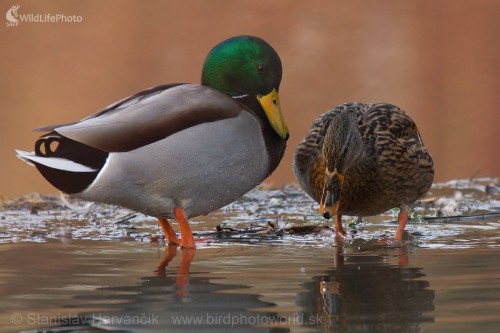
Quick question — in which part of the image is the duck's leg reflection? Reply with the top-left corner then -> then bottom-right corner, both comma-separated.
333,238 -> 345,268
156,246 -> 195,295
156,245 -> 178,274
318,237 -> 415,330
176,249 -> 195,295
398,247 -> 409,266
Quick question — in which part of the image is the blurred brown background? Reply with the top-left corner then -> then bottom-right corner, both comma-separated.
1,0 -> 499,199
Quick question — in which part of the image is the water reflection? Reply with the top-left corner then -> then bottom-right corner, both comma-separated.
297,244 -> 435,332
14,242 -> 438,333
33,246 -> 289,333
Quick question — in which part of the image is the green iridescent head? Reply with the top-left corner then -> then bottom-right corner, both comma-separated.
201,35 -> 282,96
201,35 -> 287,139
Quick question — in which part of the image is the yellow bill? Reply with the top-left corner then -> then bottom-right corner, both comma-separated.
257,88 -> 289,140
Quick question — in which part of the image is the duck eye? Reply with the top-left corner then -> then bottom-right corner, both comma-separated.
257,64 -> 266,74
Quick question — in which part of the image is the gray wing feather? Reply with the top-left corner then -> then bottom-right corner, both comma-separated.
40,84 -> 241,152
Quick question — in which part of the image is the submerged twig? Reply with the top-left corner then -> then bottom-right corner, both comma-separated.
420,211 -> 500,223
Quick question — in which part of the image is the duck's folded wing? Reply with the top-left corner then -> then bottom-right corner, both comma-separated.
36,84 -> 241,152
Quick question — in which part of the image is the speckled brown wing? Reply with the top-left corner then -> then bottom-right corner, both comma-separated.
293,102 -> 434,217
364,104 -> 434,208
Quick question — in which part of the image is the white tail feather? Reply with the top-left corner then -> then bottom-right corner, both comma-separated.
15,149 -> 97,172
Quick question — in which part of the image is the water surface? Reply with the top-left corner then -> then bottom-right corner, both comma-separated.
0,179 -> 499,332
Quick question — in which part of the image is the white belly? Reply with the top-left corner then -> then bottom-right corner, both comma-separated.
76,112 -> 268,218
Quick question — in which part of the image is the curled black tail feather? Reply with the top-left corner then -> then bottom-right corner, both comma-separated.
33,132 -> 108,194
36,132 -> 108,169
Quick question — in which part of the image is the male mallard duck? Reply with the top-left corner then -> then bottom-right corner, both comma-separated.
16,35 -> 288,248
293,103 -> 433,243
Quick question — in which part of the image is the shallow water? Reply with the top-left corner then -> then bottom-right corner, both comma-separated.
0,178 -> 499,333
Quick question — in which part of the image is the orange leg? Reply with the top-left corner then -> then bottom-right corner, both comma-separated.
157,217 -> 181,246
174,207 -> 195,249
394,209 -> 409,241
334,213 -> 346,239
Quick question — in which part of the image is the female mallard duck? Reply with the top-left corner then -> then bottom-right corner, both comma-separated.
293,103 -> 433,243
16,35 -> 288,248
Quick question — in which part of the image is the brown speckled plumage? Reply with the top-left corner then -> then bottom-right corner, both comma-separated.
293,102 -> 434,240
